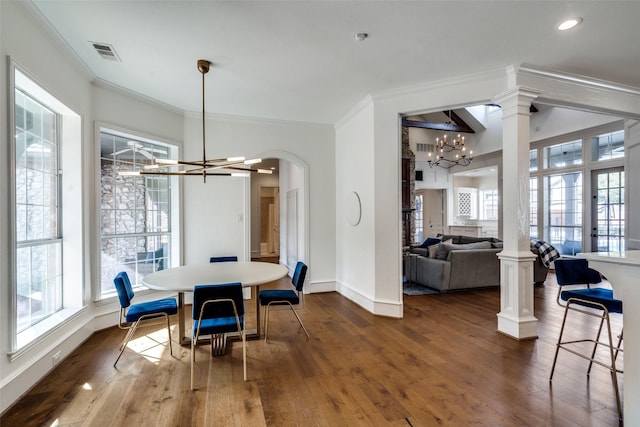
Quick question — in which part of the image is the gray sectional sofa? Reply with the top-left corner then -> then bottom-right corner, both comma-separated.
404,234 -> 549,292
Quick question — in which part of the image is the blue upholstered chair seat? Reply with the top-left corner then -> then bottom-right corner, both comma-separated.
259,289 -> 299,305
193,315 -> 244,336
561,288 -> 623,314
125,298 -> 178,322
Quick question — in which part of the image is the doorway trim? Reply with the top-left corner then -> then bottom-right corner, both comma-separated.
253,150 -> 310,275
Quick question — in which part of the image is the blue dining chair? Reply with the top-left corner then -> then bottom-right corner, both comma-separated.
209,256 -> 238,263
191,282 -> 247,390
550,258 -> 623,421
113,271 -> 177,367
259,261 -> 309,342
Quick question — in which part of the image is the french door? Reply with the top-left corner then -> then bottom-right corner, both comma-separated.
591,167 -> 624,252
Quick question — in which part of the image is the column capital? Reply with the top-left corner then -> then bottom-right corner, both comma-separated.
492,86 -> 543,118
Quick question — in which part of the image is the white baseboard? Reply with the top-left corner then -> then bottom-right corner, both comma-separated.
335,281 -> 403,318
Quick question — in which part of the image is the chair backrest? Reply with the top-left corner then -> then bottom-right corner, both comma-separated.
292,262 -> 308,292
192,282 -> 244,320
209,256 -> 238,263
554,258 -> 602,286
113,271 -> 135,309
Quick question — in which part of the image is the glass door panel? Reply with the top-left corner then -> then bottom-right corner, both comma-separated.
591,167 -> 625,252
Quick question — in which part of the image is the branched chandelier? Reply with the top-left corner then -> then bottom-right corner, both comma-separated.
121,59 -> 271,182
427,111 -> 473,169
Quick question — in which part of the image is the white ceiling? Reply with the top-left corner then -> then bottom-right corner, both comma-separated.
28,1 -> 640,125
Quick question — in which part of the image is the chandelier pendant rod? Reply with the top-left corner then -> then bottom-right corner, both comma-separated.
198,59 -> 210,182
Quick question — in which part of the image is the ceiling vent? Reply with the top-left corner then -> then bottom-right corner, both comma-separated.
90,42 -> 121,62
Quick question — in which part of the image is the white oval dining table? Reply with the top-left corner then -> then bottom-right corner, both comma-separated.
143,261 -> 288,345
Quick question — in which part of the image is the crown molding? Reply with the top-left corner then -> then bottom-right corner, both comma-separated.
518,63 -> 640,96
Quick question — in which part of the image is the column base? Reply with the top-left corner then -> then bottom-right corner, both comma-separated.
497,312 -> 538,340
497,251 -> 538,340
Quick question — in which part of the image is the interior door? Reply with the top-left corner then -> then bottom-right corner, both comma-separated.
286,189 -> 298,267
421,189 -> 445,237
591,167 -> 625,252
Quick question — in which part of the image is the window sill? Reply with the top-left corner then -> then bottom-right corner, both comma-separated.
10,306 -> 87,362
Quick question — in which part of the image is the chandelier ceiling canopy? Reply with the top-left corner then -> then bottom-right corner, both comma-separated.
121,59 -> 271,182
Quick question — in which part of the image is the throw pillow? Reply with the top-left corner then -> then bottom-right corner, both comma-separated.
432,238 -> 452,259
419,237 -> 441,248
428,244 -> 439,258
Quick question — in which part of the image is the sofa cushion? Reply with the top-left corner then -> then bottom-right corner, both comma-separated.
436,241 -> 492,260
418,237 -> 441,248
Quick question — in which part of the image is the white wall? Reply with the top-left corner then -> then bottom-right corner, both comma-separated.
180,114 -> 335,292
530,106 -> 620,142
335,99 -> 376,308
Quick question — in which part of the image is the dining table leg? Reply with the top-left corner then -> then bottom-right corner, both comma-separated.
177,291 -> 189,346
254,285 -> 261,338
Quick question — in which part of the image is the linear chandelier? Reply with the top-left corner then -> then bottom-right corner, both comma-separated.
121,59 -> 271,182
427,111 -> 473,169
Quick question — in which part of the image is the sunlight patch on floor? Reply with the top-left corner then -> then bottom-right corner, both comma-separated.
126,329 -> 170,364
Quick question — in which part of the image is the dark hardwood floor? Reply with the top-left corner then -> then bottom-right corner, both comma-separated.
2,273 -> 624,426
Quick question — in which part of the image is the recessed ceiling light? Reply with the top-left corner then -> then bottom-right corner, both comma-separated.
354,33 -> 368,41
558,17 -> 583,31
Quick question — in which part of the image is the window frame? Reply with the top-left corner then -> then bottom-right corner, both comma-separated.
94,123 -> 182,301
9,59 -> 85,355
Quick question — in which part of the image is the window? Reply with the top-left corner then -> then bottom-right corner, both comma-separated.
99,129 -> 175,298
479,189 -> 498,220
544,172 -> 583,255
15,84 -> 62,333
591,130 -> 624,161
529,149 -> 538,172
543,139 -> 582,169
530,123 -> 624,254
414,194 -> 423,243
12,64 -> 83,352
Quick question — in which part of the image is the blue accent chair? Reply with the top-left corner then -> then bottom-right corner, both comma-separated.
209,256 -> 238,263
259,261 -> 309,342
113,271 -> 177,367
191,283 -> 246,390
550,258 -> 623,421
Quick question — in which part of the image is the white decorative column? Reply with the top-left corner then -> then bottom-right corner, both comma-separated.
494,87 -> 541,340
625,119 -> 640,249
